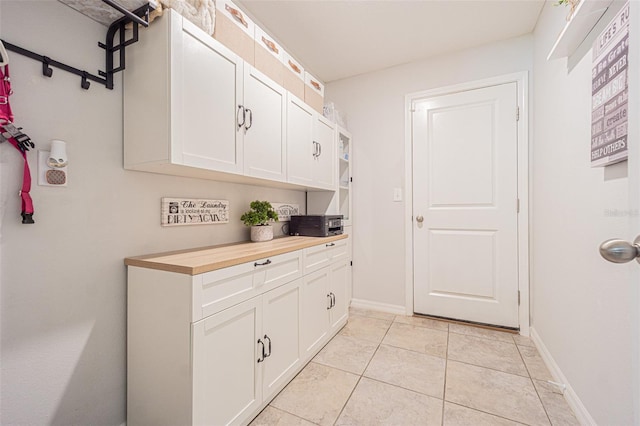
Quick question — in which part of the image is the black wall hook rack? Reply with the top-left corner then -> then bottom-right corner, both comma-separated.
0,1 -> 154,90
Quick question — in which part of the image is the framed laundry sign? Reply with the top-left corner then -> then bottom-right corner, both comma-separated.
161,198 -> 229,226
271,202 -> 299,221
591,2 -> 629,167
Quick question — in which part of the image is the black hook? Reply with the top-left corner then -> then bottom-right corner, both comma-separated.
81,72 -> 90,90
42,56 -> 53,78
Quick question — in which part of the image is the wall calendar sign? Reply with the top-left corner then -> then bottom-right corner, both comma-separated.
591,2 -> 629,167
161,198 -> 229,226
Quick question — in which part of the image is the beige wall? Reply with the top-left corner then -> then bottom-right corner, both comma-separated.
325,34 -> 533,309
0,2 -> 305,424
531,1 -> 636,424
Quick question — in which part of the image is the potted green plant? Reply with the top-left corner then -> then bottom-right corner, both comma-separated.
241,200 -> 279,242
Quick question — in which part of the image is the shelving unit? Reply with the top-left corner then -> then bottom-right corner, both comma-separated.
547,0 -> 613,60
337,128 -> 352,226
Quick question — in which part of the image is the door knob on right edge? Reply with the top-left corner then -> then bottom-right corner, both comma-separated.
416,215 -> 424,223
599,237 -> 640,264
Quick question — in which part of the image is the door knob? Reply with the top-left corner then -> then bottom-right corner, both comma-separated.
416,215 -> 424,223
599,237 -> 640,264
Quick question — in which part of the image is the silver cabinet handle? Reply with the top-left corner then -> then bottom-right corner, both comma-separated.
600,237 -> 640,264
327,294 -> 332,310
264,335 -> 272,358
254,259 -> 272,267
312,141 -> 318,158
245,108 -> 253,130
416,215 -> 424,223
257,339 -> 265,363
326,243 -> 335,247
237,105 -> 245,129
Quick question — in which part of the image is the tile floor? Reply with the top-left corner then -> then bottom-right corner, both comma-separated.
250,307 -> 579,426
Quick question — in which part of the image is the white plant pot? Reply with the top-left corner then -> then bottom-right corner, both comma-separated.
251,225 -> 273,242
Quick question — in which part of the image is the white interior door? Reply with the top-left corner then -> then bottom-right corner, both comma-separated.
412,82 -> 519,328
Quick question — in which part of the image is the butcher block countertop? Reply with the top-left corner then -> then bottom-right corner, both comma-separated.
124,234 -> 348,275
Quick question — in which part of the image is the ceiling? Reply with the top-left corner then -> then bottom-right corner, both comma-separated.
237,0 -> 545,82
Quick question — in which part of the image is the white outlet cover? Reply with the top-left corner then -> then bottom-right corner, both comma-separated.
38,150 -> 68,187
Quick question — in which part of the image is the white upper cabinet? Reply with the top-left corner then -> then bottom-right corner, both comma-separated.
125,10 -> 244,176
286,93 -> 315,186
286,93 -> 336,190
313,115 -> 336,190
173,19 -> 244,174
242,66 -> 287,182
125,9 -> 333,191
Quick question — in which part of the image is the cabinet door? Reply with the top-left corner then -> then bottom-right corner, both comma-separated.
313,115 -> 336,189
243,66 -> 287,181
300,267 -> 331,360
261,279 -> 302,400
173,18 -> 244,174
286,93 -> 315,186
329,260 -> 349,331
192,297 -> 262,426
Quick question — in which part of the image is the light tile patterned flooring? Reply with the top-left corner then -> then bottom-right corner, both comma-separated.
250,307 -> 579,426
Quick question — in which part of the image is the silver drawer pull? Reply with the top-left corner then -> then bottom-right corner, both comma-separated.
254,259 -> 272,267
326,243 -> 335,247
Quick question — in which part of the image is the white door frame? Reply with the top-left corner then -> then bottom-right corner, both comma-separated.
404,71 -> 530,335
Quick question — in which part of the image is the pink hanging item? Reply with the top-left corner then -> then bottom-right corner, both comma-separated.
0,43 -> 35,224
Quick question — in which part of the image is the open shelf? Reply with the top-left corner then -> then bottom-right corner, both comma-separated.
547,0 -> 613,60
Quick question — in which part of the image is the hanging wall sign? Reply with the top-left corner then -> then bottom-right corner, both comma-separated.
271,202 -> 299,221
161,198 -> 229,227
591,2 -> 629,167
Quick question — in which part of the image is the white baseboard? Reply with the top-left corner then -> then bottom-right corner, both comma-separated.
530,327 -> 596,426
350,298 -> 406,315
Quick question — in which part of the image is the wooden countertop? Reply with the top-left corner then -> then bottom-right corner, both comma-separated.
124,234 -> 348,275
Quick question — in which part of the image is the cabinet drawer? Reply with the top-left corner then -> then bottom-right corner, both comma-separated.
193,250 -> 303,321
254,250 -> 303,293
303,239 -> 348,274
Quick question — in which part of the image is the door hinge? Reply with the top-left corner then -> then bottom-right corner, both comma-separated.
516,106 -> 520,122
518,290 -> 521,305
517,198 -> 520,213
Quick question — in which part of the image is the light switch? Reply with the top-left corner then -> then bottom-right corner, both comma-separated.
393,188 -> 402,202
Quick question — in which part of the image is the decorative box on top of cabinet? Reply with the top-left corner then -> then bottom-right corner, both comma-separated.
125,235 -> 349,426
124,9 -> 286,184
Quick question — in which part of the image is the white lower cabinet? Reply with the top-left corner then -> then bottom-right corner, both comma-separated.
192,278 -> 301,426
329,260 -> 349,331
300,267 -> 331,358
300,257 -> 349,361
192,297 -> 263,426
261,280 -> 302,398
127,238 -> 348,426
